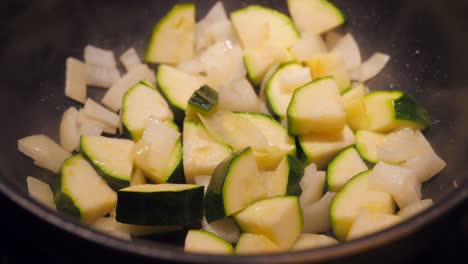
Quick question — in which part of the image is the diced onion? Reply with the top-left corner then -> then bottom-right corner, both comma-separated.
291,34 -> 327,62
177,58 -> 205,75
27,176 -> 56,210
195,2 -> 236,51
65,57 -> 87,104
120,48 -> 142,72
397,199 -> 433,218
377,128 -> 428,163
299,164 -> 325,206
219,78 -> 260,113
331,33 -> 362,70
85,64 -> 120,89
403,149 -> 446,183
201,217 -> 241,243
325,31 -> 344,50
83,98 -> 120,128
77,109 -> 117,135
302,192 -> 335,233
84,45 -> 117,68
59,107 -> 80,152
194,176 -> 212,191
18,135 -> 71,173
130,168 -> 146,186
351,52 -> 390,82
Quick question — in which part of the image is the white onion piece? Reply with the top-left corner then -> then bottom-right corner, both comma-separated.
84,45 -> 117,68
397,199 -> 433,218
219,78 -> 260,113
291,34 -> 327,62
27,176 -> 56,210
85,64 -> 120,89
325,31 -> 344,50
299,164 -> 325,206
331,33 -> 362,70
291,234 -> 338,250
194,175 -> 212,191
83,98 -> 120,128
195,2 -> 236,51
259,101 -> 272,116
177,58 -> 205,75
279,67 -> 312,93
302,192 -> 335,233
351,52 -> 390,82
101,64 -> 151,111
91,217 -> 132,240
130,168 -> 146,186
377,128 -> 428,164
77,109 -> 117,135
403,148 -> 446,183
369,162 -> 422,209
199,41 -> 246,90
65,57 -> 87,104
18,135 -> 71,173
59,107 -> 80,152
201,217 -> 241,243
120,48 -> 142,72
347,209 -> 402,240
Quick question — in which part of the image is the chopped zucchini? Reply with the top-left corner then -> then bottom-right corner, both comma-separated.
347,210 -> 402,240
243,47 -> 292,86
287,77 -> 346,135
80,136 -> 134,190
327,147 -> 368,192
235,233 -> 280,254
305,53 -> 351,93
145,4 -> 195,64
297,125 -> 355,170
205,147 -> 266,222
55,155 -> 117,224
187,85 -> 218,114
201,217 -> 241,244
291,234 -> 338,251
133,119 -> 183,184
364,91 -> 431,132
266,154 -> 304,197
236,112 -> 297,170
182,121 -> 232,184
355,130 -> 386,163
157,64 -> 206,112
121,81 -> 173,141
230,5 -> 299,50
287,0 -> 346,34
234,196 -> 302,250
265,62 -> 312,118
330,170 -> 396,241
116,184 -> 204,226
185,230 -> 234,255
342,84 -> 369,131
130,168 -> 146,186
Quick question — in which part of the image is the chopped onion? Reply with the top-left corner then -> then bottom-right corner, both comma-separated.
85,64 -> 121,89
79,122 -> 104,137
83,98 -> 120,128
77,109 -> 117,135
18,135 -> 71,173
194,175 -> 212,191
219,78 -> 260,113
84,45 -> 117,68
65,57 -> 87,104
120,48 -> 142,72
177,58 -> 205,75
27,176 -> 56,210
377,128 -> 429,164
397,199 -> 433,218
130,168 -> 146,186
369,162 -> 422,209
351,52 -> 390,82
403,148 -> 446,183
347,209 -> 402,240
331,33 -> 362,70
201,217 -> 241,243
59,107 -> 80,152
325,31 -> 344,50
290,34 -> 327,62
91,217 -> 132,240
291,234 -> 338,251
299,164 -> 325,206
101,64 -> 151,112
302,192 -> 335,233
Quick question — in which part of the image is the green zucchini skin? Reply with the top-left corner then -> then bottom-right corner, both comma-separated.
393,94 -> 431,128
285,154 -> 304,196
188,85 -> 219,114
55,188 -> 81,219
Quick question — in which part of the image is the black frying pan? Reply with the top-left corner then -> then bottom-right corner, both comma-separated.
0,0 -> 467,263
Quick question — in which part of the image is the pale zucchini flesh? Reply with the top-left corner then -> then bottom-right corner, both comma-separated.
327,147 -> 368,192
185,230 -> 234,255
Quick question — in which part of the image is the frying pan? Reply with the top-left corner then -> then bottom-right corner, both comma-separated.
0,0 -> 467,263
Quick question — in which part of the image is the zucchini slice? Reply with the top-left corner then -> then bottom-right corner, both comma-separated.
355,130 -> 386,163
187,85 -> 218,115
205,147 -> 266,222
234,196 -> 303,250
116,184 -> 204,226
265,62 -> 312,118
157,64 -> 206,112
235,233 -> 280,254
182,121 -> 232,184
236,112 -> 297,170
330,170 -> 396,241
291,234 -> 338,251
145,4 -> 195,64
327,147 -> 368,192
185,230 -> 234,255
133,119 -> 183,184
243,47 -> 292,86
55,155 -> 117,224
298,125 -> 355,170
364,91 -> 431,132
266,154 -> 304,197
347,210 -> 402,240
287,77 -> 346,135
287,0 -> 345,34
201,217 -> 241,244
121,81 -> 173,141
342,84 -> 369,131
230,5 -> 299,50
305,53 -> 351,93
80,135 -> 135,190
